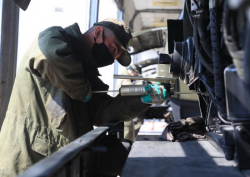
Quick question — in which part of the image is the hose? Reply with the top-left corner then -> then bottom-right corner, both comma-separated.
210,7 -> 227,119
198,0 -> 213,59
198,14 -> 213,59
218,111 -> 231,124
198,73 -> 215,100
198,73 -> 230,125
193,18 -> 214,74
244,17 -> 250,89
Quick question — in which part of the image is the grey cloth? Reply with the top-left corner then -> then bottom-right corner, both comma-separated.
160,116 -> 205,142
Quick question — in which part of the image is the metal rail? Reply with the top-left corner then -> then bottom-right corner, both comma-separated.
0,0 -> 19,130
18,127 -> 109,177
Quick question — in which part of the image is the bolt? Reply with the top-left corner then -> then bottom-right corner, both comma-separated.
236,126 -> 244,134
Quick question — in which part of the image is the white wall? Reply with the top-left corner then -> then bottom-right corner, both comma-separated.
17,0 -> 90,69
17,0 -> 161,97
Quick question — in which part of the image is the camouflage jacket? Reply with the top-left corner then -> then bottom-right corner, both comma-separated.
0,23 -> 149,177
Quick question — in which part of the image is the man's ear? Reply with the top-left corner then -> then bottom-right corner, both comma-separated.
94,26 -> 104,44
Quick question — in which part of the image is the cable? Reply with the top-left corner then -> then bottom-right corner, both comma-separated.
210,7 -> 227,118
193,18 -> 215,74
217,111 -> 231,125
198,16 -> 213,59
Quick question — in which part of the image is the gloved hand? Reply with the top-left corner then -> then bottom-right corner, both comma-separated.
141,84 -> 168,104
83,85 -> 92,102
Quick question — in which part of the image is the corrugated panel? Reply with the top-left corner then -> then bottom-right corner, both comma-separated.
114,0 -> 184,54
130,30 -> 164,54
134,0 -> 185,10
133,12 -> 180,31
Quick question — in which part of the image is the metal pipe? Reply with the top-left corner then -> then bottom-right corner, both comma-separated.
173,91 -> 209,96
92,90 -> 119,93
93,90 -> 208,96
114,75 -> 173,83
93,86 -> 208,96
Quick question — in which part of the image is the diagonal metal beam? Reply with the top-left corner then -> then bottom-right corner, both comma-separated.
0,0 -> 19,129
17,127 -> 109,177
89,0 -> 99,28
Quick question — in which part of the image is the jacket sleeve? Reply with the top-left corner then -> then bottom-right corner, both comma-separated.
87,76 -> 150,126
27,26 -> 90,101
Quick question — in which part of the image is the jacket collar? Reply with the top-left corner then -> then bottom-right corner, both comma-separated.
64,23 -> 100,76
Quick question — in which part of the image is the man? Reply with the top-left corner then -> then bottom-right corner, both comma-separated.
0,18 -> 167,176
115,64 -> 144,142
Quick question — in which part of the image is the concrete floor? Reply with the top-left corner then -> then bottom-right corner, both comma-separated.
121,139 -> 244,177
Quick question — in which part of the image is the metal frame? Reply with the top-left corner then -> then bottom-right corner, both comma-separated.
17,121 -> 129,177
18,127 -> 109,177
0,0 -> 19,129
89,0 -> 99,28
113,9 -> 123,94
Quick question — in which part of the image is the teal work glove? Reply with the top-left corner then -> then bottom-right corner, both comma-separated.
141,84 -> 168,104
83,85 -> 92,102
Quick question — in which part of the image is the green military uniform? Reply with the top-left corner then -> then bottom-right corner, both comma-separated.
115,68 -> 144,142
0,23 -> 150,177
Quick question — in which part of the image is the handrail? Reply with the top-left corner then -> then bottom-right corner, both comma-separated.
17,127 -> 109,177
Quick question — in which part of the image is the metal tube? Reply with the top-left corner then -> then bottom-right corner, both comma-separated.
92,90 -> 119,93
173,92 -> 209,96
92,86 -> 208,96
120,85 -> 147,96
114,75 -> 173,83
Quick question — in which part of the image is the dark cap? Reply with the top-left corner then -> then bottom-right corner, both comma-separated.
94,18 -> 132,66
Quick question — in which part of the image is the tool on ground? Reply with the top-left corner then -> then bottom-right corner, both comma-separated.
92,85 -> 208,96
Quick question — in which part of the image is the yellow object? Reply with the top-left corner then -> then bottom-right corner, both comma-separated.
153,22 -> 167,27
153,0 -> 179,6
179,80 -> 198,101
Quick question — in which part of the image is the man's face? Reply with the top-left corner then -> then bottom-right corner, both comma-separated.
103,35 -> 124,60
94,27 -> 124,61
